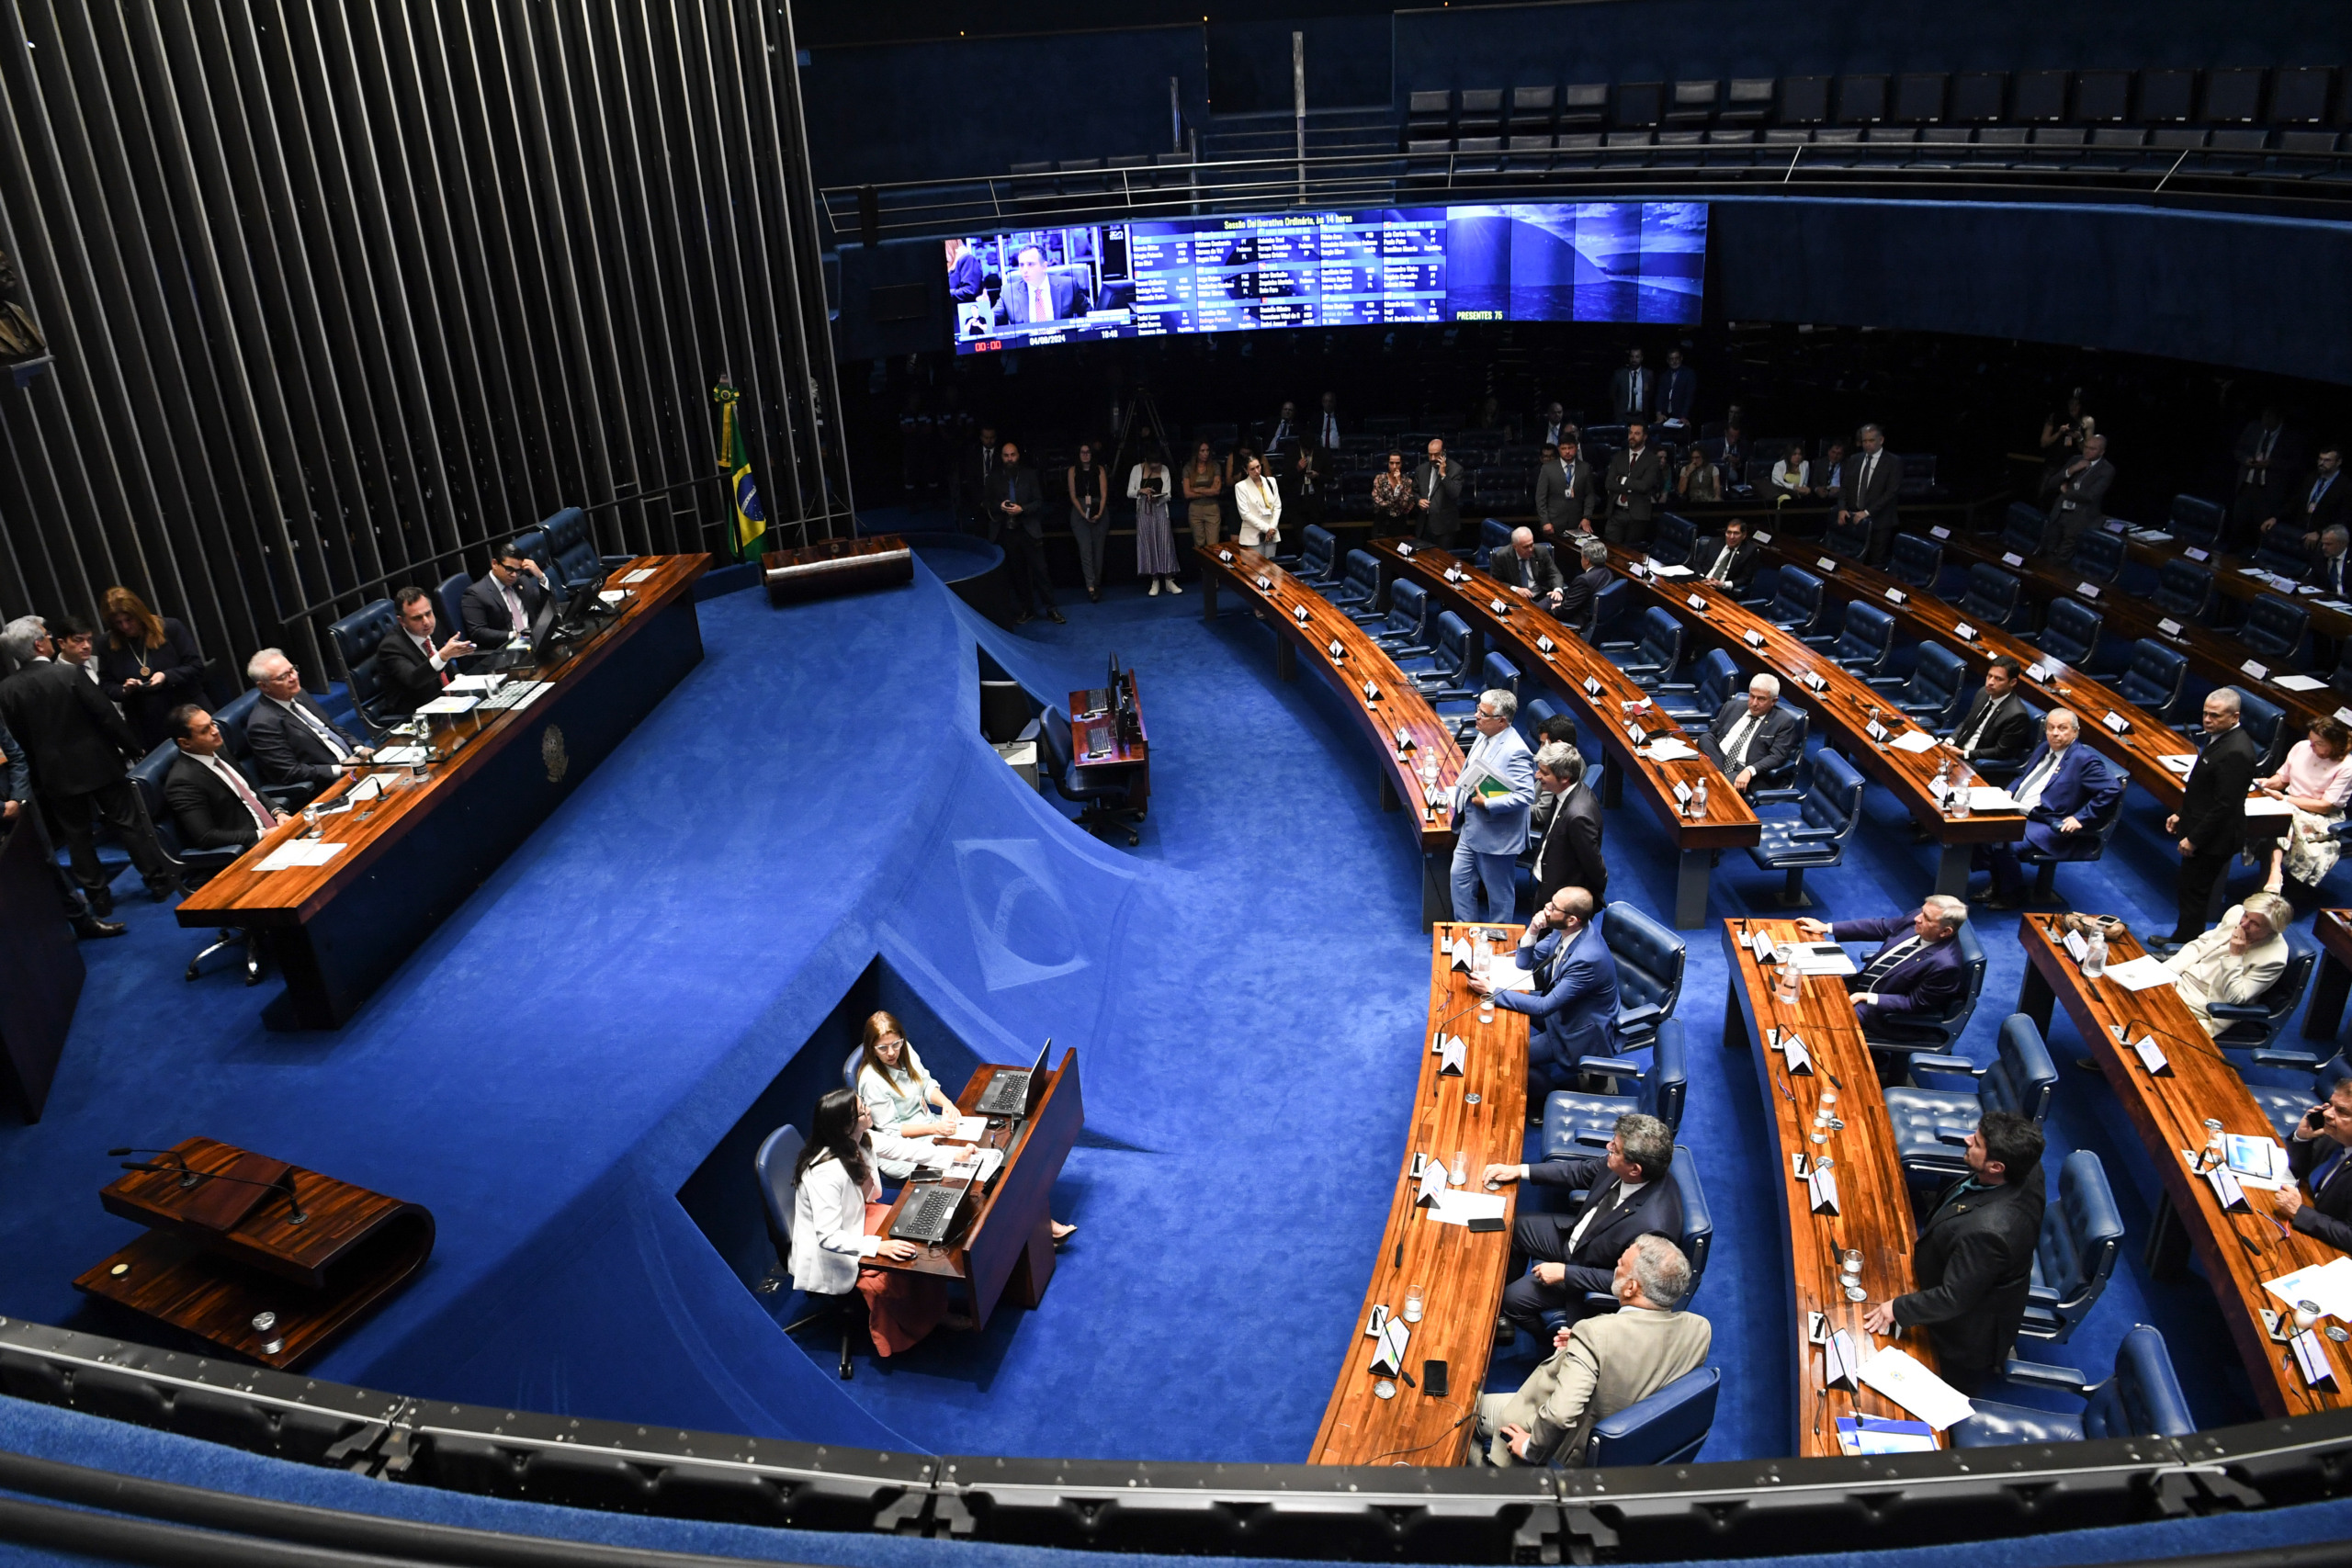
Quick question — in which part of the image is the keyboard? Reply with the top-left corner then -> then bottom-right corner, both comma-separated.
889,1184 -> 964,1244
973,1070 -> 1029,1115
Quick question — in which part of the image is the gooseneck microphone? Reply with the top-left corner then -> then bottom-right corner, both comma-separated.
112,1154 -> 309,1225
107,1147 -> 191,1182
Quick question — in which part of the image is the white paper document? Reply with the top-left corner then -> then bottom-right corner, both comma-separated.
1482,965 -> 1536,994
1857,1346 -> 1974,1430
413,694 -> 480,716
2102,954 -> 2176,991
447,673 -> 504,693
1967,786 -> 2018,812
1642,739 -> 1700,761
1789,942 -> 1859,976
2265,1257 -> 2352,1319
2274,674 -> 2328,692
1650,563 -> 1694,578
951,1117 -> 987,1142
371,745 -> 429,765
621,567 -> 657,584
598,589 -> 630,606
2159,754 -> 2197,775
2246,795 -> 2295,818
255,840 -> 348,872
1427,1189 -> 1508,1227
1888,730 -> 1939,754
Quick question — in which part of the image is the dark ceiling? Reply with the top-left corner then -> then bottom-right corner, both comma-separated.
788,0 -> 1507,51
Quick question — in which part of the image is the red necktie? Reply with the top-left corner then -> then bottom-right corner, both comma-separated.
209,756 -> 274,832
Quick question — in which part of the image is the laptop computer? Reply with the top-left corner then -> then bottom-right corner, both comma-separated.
973,1037 -> 1052,1117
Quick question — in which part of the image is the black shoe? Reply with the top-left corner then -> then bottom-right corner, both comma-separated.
149,876 -> 187,903
74,914 -> 127,939
86,885 -> 114,918
1047,609 -> 1067,625
1013,611 -> 1034,626
1087,588 -> 1101,603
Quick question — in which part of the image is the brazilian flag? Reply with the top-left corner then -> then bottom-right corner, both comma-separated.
731,465 -> 766,560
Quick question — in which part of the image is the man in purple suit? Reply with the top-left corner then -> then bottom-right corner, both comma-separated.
1975,708 -> 2121,908
1797,895 -> 1970,1038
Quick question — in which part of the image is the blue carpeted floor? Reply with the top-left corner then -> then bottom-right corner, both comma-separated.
0,513 -> 2336,1496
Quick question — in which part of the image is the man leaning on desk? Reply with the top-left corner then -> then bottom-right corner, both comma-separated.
1485,1111 -> 1682,1341
375,587 -> 476,717
244,649 -> 372,798
2278,1069 -> 2352,1252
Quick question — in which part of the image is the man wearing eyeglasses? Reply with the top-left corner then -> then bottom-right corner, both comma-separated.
163,704 -> 288,852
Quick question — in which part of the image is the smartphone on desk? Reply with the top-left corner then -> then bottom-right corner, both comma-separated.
1421,1359 -> 1449,1398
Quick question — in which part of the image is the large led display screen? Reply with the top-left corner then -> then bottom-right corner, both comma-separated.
947,201 -> 1706,353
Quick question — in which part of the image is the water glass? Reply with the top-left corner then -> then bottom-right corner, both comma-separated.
1472,937 -> 1493,978
1450,1150 -> 1467,1186
1403,1287 -> 1425,1324
2296,1300 -> 2323,1334
1478,996 -> 1496,1024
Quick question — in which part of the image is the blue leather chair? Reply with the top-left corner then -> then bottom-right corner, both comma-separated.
2020,596 -> 2103,669
1885,1014 -> 2057,1175
2207,932 -> 2316,1055
2068,528 -> 2126,584
326,597 -> 400,734
2152,558 -> 2216,622
1802,600 -> 1896,675
2242,1051 -> 2351,1143
1648,512 -> 1697,567
1959,563 -> 2027,630
1543,1020 -> 1689,1150
1037,707 -> 1145,846
1950,1326 -> 2194,1449
2015,784 -> 2126,900
1761,567 -> 1827,635
2255,528 -> 2314,578
1467,653 -> 1523,730
130,741 -> 300,986
1296,525 -> 1343,587
1578,1368 -> 1718,1468
1600,606 -> 1684,687
1862,919 -> 1990,1062
1478,516 -> 1514,566
2329,644 -> 2352,701
1746,750 -> 1865,905
211,688 -> 265,763
1540,1145 -> 1713,1328
758,1122 -> 862,1380
1747,702 -> 1813,799
508,526 -> 552,583
1885,533 -> 1943,590
1658,649 -> 1742,728
1519,694 -> 1567,749
1332,549 -> 1385,616
1869,641 -> 1969,728
1822,513 -> 1874,560
1413,612 -> 1481,702
2018,1151 -> 2125,1346
1600,901 -> 1686,1052
1372,578 -> 1435,657
2116,638 -> 2191,720
2001,502 -> 2051,558
2170,493 -> 2226,548
1582,578 -> 1630,641
2239,594 -> 2311,666
436,573 -> 471,645
540,505 -> 620,592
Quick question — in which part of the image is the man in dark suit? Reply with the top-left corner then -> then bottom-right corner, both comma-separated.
0,702 -> 122,937
0,617 -> 180,913
1838,423 -> 1905,564
244,648 -> 372,796
1797,896 -> 1971,1038
993,245 -> 1088,326
1475,886 -> 1622,1094
1691,518 -> 1758,594
2045,434 -> 2113,559
1946,657 -> 2037,773
1862,1111 -> 2046,1393
1658,349 -> 1696,431
1702,423 -> 1747,490
461,539 -> 551,649
1528,743 -> 1603,908
1487,1110 -> 1683,1337
1700,673 -> 1801,795
2278,1070 -> 2352,1253
374,586 -> 476,717
2309,525 -> 2352,600
163,705 -> 286,852
956,423 -> 1001,535
1555,537 -> 1614,637
1978,708 -> 2122,908
1313,390 -> 1345,454
1602,423 -> 1667,547
1609,347 -> 1650,425
1491,526 -> 1565,607
2266,444 -> 2348,562
1261,400 -> 1300,464
1534,439 -> 1598,542
944,238 -> 984,303
1534,401 -> 1574,451
987,440 -> 1063,626
2158,687 -> 2260,949
1414,437 -> 1464,547
2230,406 -> 2301,547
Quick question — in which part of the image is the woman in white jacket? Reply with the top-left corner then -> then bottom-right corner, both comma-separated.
790,1087 -> 952,1353
1235,453 -> 1283,553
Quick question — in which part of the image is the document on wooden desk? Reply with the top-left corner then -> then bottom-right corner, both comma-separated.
2103,954 -> 2176,991
1889,730 -> 1939,754
2264,1257 -> 2352,1320
1968,786 -> 2019,812
1644,739 -> 1700,761
256,840 -> 348,872
1428,1189 -> 1508,1227
1858,1346 -> 1973,1430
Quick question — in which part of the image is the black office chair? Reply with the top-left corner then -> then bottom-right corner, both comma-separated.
1038,707 -> 1144,846
756,1124 -> 861,1381
327,597 -> 401,738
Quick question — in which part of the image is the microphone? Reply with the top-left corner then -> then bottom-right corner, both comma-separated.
114,1156 -> 309,1225
107,1147 -> 192,1184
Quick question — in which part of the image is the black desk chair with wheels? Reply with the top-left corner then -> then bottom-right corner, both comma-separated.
755,1124 -> 862,1381
1039,707 -> 1144,846
128,742 -> 301,986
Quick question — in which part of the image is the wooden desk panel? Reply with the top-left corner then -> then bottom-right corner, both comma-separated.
1720,919 -> 1945,1458
1070,673 -> 1148,814
1369,538 -> 1758,929
1308,924 -> 1529,1466
1605,545 -> 2025,897
1196,545 -> 1463,924
1747,533 -> 2200,805
2014,914 -> 2348,1416
2117,528 -> 2352,644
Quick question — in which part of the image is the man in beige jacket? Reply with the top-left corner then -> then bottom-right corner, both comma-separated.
2162,891 -> 2293,1037
1470,1234 -> 1711,1468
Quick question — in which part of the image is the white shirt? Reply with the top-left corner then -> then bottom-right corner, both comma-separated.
1568,1176 -> 1648,1250
1858,451 -> 1879,498
412,632 -> 447,672
1703,546 -> 1736,582
2015,744 -> 2068,812
1954,694 -> 2005,756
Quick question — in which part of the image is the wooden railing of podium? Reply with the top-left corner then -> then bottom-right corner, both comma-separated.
1308,923 -> 1527,1465
762,535 -> 914,606
866,1050 -> 1082,1330
1605,543 -> 2027,898
2015,913 -> 2351,1415
178,553 -> 707,1030
1722,919 -> 1949,1458
74,1136 -> 433,1370
1194,544 -> 1464,928
1368,536 -> 1758,929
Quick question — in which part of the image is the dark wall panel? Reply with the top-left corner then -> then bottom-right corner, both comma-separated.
0,0 -> 851,692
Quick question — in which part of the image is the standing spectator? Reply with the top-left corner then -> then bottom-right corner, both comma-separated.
2261,443 -> 2347,555
1261,400 -> 1300,465
1066,441 -> 1110,603
0,615 -> 180,913
0,704 -> 122,937
1182,439 -> 1225,549
1527,742 -> 1604,908
988,440 -> 1063,626
1609,347 -> 1650,424
1235,454 -> 1283,556
1414,437 -> 1464,547
959,423 -> 1001,536
1676,445 -> 1720,502
2037,389 -> 2095,498
1370,450 -> 1416,529
1290,441 -> 1327,535
1128,450 -> 1181,597
1220,439 -> 1259,542
1313,390 -> 1344,454
1602,422 -> 1667,547
2156,687 -> 2258,951
96,587 -> 205,751
1770,443 -> 1810,503
1837,423 -> 1905,564
2232,406 -> 2301,547
1658,348 -> 1696,431
2045,434 -> 2113,559
1532,443 -> 1576,540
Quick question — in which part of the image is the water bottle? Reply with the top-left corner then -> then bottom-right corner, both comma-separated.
1691,778 -> 1708,818
1951,764 -> 1972,819
2082,927 -> 2107,980
1931,755 -> 1951,810
1774,950 -> 1802,1006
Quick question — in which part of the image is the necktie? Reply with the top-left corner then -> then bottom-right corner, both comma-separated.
503,581 -> 527,637
1724,712 -> 1758,764
2016,750 -> 2060,810
1958,696 -> 1996,754
418,636 -> 448,688
1568,1179 -> 1632,1251
289,700 -> 352,760
205,754 -> 274,831
1857,935 -> 1921,989
1860,453 -> 1877,494
2315,1145 -> 2349,1197
1031,280 -> 1049,321
1630,370 -> 1643,409
2316,474 -> 2336,510
1708,547 -> 1731,582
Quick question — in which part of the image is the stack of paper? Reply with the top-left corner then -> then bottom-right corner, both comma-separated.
2277,674 -> 2330,692
2265,1257 -> 2352,1318
1428,1189 -> 1507,1227
1644,739 -> 1699,761
1967,786 -> 2018,812
255,840 -> 348,872
951,1116 -> 987,1142
620,567 -> 657,584
2102,953 -> 2176,991
1889,730 -> 1939,753
447,673 -> 504,693
372,745 -> 429,765
414,694 -> 480,716
1857,1347 -> 1974,1429
2159,754 -> 2197,775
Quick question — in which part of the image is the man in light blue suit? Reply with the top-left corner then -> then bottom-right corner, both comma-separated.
1473,886 -> 1622,1092
1977,708 -> 2122,908
1451,688 -> 1537,922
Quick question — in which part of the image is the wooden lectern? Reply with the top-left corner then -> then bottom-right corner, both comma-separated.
74,1136 -> 434,1369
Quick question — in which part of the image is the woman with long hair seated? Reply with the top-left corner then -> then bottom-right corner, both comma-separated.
789,1085 -> 961,1355
855,1011 -> 1076,1240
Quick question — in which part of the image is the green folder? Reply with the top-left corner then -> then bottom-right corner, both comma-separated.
1473,773 -> 1515,802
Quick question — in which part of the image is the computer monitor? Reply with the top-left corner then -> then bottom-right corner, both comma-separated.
1018,1035 -> 1053,1115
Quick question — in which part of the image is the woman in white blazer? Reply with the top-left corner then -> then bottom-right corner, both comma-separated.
1235,453 -> 1283,553
790,1088 -> 920,1298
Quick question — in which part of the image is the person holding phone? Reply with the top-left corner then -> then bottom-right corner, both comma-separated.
2277,1073 -> 2352,1252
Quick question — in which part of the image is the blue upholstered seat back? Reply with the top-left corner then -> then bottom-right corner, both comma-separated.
1885,532 -> 1943,588
2241,595 -> 2309,661
1602,902 -> 1686,1021
2039,597 -> 2104,667
1385,578 -> 1430,640
2001,502 -> 2050,558
1833,601 -> 1895,668
2117,638 -> 2188,716
1299,525 -> 1336,579
1649,512 -> 1696,567
1770,567 -> 1824,630
2069,528 -> 2124,582
1433,612 -> 1473,679
1986,1013 -> 2057,1122
2032,1149 -> 2123,1325
2170,493 -> 2224,546
1960,564 -> 2021,626
1341,549 -> 1382,604
2152,558 -> 2214,620
2083,1326 -> 2195,1440
1481,651 -> 1521,695
542,506 -> 599,590
1581,1367 -> 1717,1469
